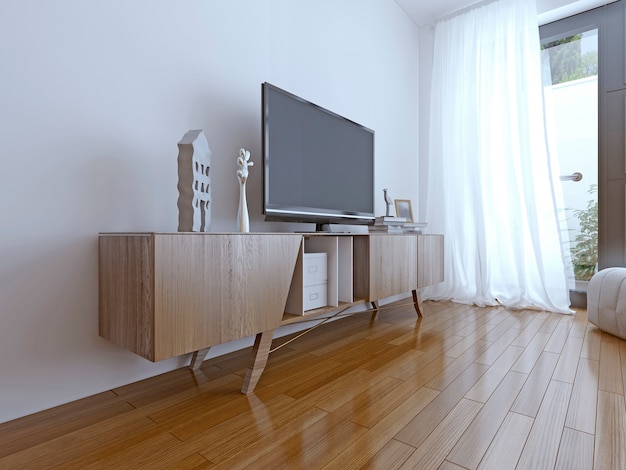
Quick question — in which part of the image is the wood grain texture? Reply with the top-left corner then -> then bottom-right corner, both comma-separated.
552,336 -> 584,383
599,335 -> 624,394
153,233 -> 301,360
510,331 -> 552,374
362,439 -> 416,469
322,386 -> 439,469
595,390 -> 626,470
9,303 -> 623,470
581,324 -> 602,360
99,233 -> 301,361
353,234 -> 418,301
417,234 -> 444,288
99,234 -> 155,359
447,371 -> 527,469
516,380 -> 572,470
478,411 -> 534,470
510,351 -> 559,418
464,344 -> 525,403
284,242 -> 305,315
352,235 -> 371,301
398,398 -> 482,469
565,357 -> 599,434
555,427 -> 594,470
100,232 -> 444,367
394,361 -> 490,448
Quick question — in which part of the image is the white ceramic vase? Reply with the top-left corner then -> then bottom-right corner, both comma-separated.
237,179 -> 249,233
236,148 -> 253,233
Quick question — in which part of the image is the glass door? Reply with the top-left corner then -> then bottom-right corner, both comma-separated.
540,27 -> 598,306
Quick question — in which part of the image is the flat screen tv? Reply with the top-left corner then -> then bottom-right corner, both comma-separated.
262,82 -> 375,229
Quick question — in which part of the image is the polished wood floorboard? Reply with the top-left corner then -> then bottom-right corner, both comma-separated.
1,300 -> 624,469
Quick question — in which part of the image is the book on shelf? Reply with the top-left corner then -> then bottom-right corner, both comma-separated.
369,225 -> 403,233
402,222 -> 423,233
374,216 -> 405,226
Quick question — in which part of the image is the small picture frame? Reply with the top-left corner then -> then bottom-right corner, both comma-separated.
394,199 -> 414,222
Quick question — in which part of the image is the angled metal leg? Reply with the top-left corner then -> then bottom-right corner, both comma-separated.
370,300 -> 380,319
189,347 -> 211,370
412,289 -> 423,318
241,330 -> 274,394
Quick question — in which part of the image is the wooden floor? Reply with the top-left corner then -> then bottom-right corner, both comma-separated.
1,300 -> 625,469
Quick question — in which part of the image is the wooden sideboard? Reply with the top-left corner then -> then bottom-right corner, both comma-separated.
99,232 -> 443,393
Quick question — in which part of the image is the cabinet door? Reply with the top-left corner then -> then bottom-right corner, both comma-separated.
364,235 -> 418,301
417,234 -> 444,288
153,234 -> 301,360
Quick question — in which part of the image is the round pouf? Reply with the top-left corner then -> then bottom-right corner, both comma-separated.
587,267 -> 626,340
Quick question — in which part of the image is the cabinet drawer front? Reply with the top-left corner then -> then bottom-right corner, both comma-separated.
303,253 -> 327,286
303,283 -> 327,311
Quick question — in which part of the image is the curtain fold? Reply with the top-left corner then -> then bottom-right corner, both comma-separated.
421,0 -> 573,313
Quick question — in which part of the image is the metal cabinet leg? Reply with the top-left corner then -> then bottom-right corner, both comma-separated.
241,330 -> 274,394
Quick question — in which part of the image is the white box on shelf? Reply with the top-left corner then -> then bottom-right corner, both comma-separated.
303,252 -> 327,311
303,283 -> 328,311
303,252 -> 327,286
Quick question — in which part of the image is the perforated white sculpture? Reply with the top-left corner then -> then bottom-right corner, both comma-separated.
177,129 -> 211,232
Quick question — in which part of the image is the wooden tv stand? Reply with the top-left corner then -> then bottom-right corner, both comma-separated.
99,232 -> 443,393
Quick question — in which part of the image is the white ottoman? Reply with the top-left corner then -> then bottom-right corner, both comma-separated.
587,267 -> 626,339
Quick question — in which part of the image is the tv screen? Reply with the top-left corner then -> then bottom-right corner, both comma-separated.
262,82 -> 375,228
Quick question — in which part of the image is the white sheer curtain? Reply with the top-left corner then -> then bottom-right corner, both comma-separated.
421,0 -> 573,313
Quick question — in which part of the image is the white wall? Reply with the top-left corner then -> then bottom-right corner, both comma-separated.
0,0 -> 419,423
417,25 -> 435,223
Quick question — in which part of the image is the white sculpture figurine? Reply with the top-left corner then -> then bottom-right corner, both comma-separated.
237,148 -> 253,232
383,188 -> 393,217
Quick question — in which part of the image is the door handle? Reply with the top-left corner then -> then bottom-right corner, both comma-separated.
560,172 -> 583,182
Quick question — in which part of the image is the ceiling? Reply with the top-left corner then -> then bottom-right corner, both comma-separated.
393,0 -> 615,26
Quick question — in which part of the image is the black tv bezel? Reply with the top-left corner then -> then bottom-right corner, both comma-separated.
262,82 -> 375,227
